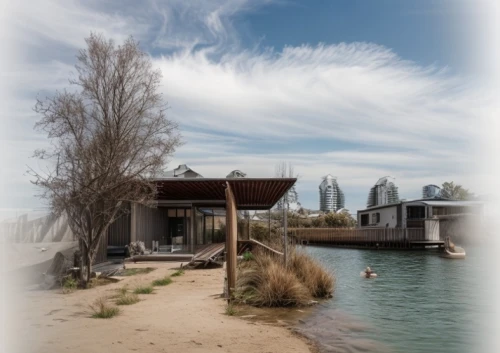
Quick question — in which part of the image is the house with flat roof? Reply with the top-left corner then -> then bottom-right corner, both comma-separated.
101,176 -> 296,261
357,197 -> 483,243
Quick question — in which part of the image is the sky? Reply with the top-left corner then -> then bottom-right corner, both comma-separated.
0,0 -> 491,219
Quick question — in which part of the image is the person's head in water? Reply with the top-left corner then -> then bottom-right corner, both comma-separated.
365,267 -> 372,273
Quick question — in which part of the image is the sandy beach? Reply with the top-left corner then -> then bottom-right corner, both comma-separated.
4,262 -> 315,353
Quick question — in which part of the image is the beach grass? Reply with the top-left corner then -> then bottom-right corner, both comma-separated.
171,269 -> 184,277
152,277 -> 173,286
116,293 -> 140,305
89,297 -> 120,318
134,285 -> 154,294
121,267 -> 156,276
235,244 -> 334,307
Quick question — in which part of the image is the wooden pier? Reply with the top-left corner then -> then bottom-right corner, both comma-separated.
290,228 -> 444,250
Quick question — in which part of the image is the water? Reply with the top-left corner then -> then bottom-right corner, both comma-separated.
298,246 -> 494,353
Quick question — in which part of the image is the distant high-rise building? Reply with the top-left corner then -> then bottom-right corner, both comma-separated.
319,175 -> 345,213
367,177 -> 399,207
422,184 -> 441,198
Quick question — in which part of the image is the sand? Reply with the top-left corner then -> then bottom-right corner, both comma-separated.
4,262 -> 314,353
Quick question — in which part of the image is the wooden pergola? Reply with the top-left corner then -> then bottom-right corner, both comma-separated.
155,178 -> 297,297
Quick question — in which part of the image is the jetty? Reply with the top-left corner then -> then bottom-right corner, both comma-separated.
290,228 -> 444,249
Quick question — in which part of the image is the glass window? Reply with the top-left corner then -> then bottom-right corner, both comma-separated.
168,209 -> 176,217
177,209 -> 185,217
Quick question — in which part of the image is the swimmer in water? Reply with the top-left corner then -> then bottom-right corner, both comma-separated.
364,267 -> 373,278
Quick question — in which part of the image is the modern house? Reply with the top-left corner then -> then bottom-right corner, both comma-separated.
356,197 -> 483,243
357,197 -> 483,228
97,174 -> 296,263
319,175 -> 345,213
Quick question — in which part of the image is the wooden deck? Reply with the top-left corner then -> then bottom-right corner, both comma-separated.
188,243 -> 226,268
127,253 -> 194,263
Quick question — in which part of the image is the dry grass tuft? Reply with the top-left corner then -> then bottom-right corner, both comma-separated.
235,253 -> 311,307
235,243 -> 335,307
171,269 -> 184,277
134,285 -> 154,294
116,293 -> 140,305
89,297 -> 120,318
290,250 -> 334,298
152,277 -> 173,286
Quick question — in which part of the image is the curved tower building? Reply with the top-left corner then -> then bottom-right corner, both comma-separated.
422,184 -> 441,198
367,177 -> 399,207
319,175 -> 345,213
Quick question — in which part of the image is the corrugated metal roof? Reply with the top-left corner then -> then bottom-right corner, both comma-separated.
155,178 -> 297,210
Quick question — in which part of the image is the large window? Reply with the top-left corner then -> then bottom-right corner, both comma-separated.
407,206 -> 425,219
372,213 -> 380,224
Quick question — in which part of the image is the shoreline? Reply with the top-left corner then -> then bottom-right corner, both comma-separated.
5,262 -> 318,353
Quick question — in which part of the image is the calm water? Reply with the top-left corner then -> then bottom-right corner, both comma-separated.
298,246 -> 494,353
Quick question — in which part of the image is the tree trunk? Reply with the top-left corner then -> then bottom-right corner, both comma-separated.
79,242 -> 92,287
86,251 -> 92,286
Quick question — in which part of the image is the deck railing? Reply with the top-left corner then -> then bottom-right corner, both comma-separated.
290,227 -> 426,246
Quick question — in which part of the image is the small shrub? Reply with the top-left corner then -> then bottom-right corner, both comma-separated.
152,277 -> 173,286
89,297 -> 120,318
242,251 -> 254,261
116,293 -> 140,305
225,303 -> 237,316
134,285 -> 154,294
62,277 -> 77,293
171,269 -> 184,277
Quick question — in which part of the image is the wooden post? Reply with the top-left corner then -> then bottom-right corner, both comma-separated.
269,209 -> 271,238
225,182 -> 237,300
131,203 -> 137,243
284,195 -> 288,267
190,206 -> 195,254
247,211 -> 251,240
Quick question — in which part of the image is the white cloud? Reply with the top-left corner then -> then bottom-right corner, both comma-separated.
0,0 -> 488,218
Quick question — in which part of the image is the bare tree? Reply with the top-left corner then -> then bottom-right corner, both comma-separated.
274,161 -> 299,210
29,33 -> 182,286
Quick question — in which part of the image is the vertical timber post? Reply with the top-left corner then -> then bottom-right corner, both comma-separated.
225,182 -> 237,301
190,206 -> 195,254
247,211 -> 251,240
284,194 -> 288,267
130,203 -> 137,243
269,209 -> 271,238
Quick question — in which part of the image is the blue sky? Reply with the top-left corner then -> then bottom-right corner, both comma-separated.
0,0 -> 488,219
238,0 -> 459,68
